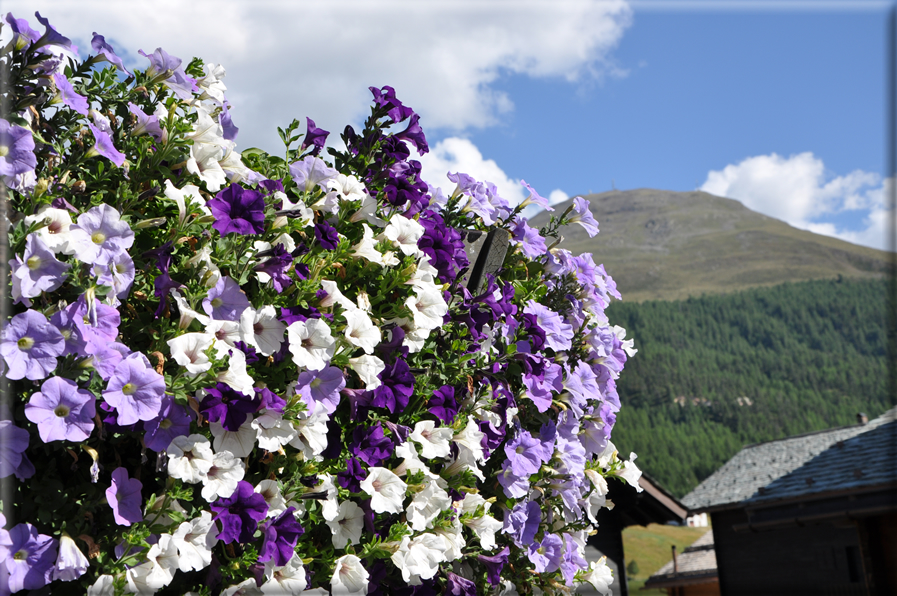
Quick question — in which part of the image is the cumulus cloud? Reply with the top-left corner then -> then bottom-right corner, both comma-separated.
8,1 -> 632,152
418,137 -> 571,216
700,152 -> 892,251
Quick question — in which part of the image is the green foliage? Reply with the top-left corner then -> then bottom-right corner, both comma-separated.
626,559 -> 640,577
609,277 -> 893,497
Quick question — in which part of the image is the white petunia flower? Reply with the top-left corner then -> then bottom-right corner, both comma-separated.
320,280 -> 357,312
350,224 -> 384,265
343,309 -> 381,354
54,533 -> 89,581
261,552 -> 308,595
331,554 -> 369,595
406,478 -> 451,532
289,402 -> 330,459
278,194 -> 314,227
409,420 -> 453,459
200,449 -> 245,501
360,467 -> 407,514
406,286 -> 448,331
168,434 -> 215,483
215,349 -> 256,396
453,416 -> 486,463
390,533 -> 447,584
221,578 -> 264,596
347,355 -> 384,390
144,494 -> 187,529
87,575 -> 114,596
287,318 -> 336,371
24,207 -> 74,254
435,519 -> 464,562
464,513 -> 503,550
379,215 -> 424,256
579,557 -> 614,596
187,142 -> 227,192
349,193 -> 386,227
163,180 -> 207,226
172,290 -> 211,330
327,174 -> 367,203
326,500 -> 364,549
385,317 -> 430,353
443,445 -> 485,482
613,452 -> 643,492
252,411 -> 298,452
240,305 -> 286,356
255,480 -> 288,518
172,511 -> 218,572
206,319 -> 243,354
144,533 -> 179,590
308,473 -> 340,521
210,419 -> 257,458
167,332 -> 214,375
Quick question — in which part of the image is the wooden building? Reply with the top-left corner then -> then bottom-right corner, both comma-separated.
643,530 -> 720,596
681,408 -> 897,596
582,473 -> 689,596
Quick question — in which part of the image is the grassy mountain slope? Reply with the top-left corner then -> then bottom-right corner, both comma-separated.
528,189 -> 891,302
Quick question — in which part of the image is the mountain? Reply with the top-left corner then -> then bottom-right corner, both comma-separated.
527,189 -> 892,302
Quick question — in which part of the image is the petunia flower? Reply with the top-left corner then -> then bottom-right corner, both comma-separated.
568,196 -> 599,237
0,309 -> 65,380
289,155 -> 338,193
208,183 -> 266,236
52,72 -> 89,115
0,420 -> 34,480
68,204 -> 134,266
102,353 -> 166,426
5,522 -> 57,592
261,552 -> 307,595
91,32 -> 131,74
0,118 -> 37,176
172,511 -> 218,573
360,467 -> 407,514
54,533 -> 89,581
12,233 -> 70,301
287,318 -> 335,371
331,554 -> 369,595
211,480 -> 269,544
106,467 -> 143,526
203,276 -> 251,321
144,396 -> 193,452
325,500 -> 364,549
342,309 -> 381,355
187,142 -> 227,191
24,376 -> 95,443
409,420 -> 453,459
200,449 -> 245,502
258,507 -> 303,567
295,366 -> 345,415
167,434 -> 215,483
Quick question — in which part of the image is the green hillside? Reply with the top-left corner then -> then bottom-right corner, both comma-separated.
622,524 -> 710,594
606,277 -> 893,498
528,189 -> 891,302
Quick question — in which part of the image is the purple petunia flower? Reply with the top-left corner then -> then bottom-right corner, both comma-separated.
91,32 -> 131,75
254,244 -> 294,292
394,113 -> 428,155
200,382 -> 261,432
349,422 -> 394,467
68,204 -> 134,266
296,366 -> 345,415
502,499 -> 541,547
258,507 -> 303,567
208,183 -> 266,236
102,353 -> 166,425
211,480 -> 268,544
313,221 -> 339,250
52,72 -> 88,116
127,103 -> 163,141
427,385 -> 458,423
301,117 -> 329,156
144,396 -> 192,452
0,309 -> 65,380
5,523 -> 57,592
203,276 -> 251,321
568,196 -> 599,237
0,118 -> 37,176
336,457 -> 366,493
368,358 -> 414,414
24,377 -> 95,443
86,123 -> 126,167
219,103 -> 239,141
106,467 -> 143,526
478,547 -> 510,585
523,301 -> 574,352
369,86 -> 414,124
504,428 -> 551,477
445,571 -> 477,596
0,420 -> 34,480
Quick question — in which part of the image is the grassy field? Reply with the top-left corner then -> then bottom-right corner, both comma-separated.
621,523 -> 711,594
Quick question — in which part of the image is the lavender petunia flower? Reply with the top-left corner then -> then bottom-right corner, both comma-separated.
258,507 -> 303,567
560,533 -> 589,586
0,420 -> 34,480
203,276 -> 251,321
144,396 -> 193,452
289,155 -> 338,193
211,480 -> 268,544
0,309 -> 65,380
54,532 -> 89,581
296,366 -> 345,415
523,301 -> 574,352
127,103 -> 163,140
502,499 -> 541,546
12,233 -> 70,300
504,428 -> 550,477
528,533 -> 563,573
5,523 -> 57,592
68,203 -> 134,266
0,118 -> 37,176
52,72 -> 89,116
568,196 -> 599,237
208,183 -> 266,236
24,376 -> 96,443
511,216 -> 547,259
520,179 -> 554,211
5,14 -> 41,50
301,117 -> 329,155
86,123 -> 126,167
34,11 -> 78,53
106,467 -> 143,526
138,47 -> 197,99
91,32 -> 131,74
102,353 -> 166,425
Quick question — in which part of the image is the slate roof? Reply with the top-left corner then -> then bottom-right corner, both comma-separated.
643,530 -> 717,589
682,407 -> 897,512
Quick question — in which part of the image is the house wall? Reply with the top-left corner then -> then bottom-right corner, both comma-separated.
711,509 -> 867,596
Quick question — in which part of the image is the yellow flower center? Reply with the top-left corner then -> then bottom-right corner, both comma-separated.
211,298 -> 223,308
54,405 -> 70,417
26,256 -> 41,270
91,232 -> 106,244
17,337 -> 34,350
121,383 -> 137,395
160,419 -> 173,430
0,146 -> 9,158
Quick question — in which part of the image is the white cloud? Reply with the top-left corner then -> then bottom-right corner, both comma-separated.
417,137 -> 571,216
700,152 -> 892,251
8,1 -> 632,152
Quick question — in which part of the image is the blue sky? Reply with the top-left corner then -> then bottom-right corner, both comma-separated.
6,1 -> 894,250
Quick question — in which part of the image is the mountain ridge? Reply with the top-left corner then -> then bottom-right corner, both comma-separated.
527,189 -> 892,302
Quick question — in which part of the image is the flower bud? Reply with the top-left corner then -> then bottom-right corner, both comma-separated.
132,217 -> 167,229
